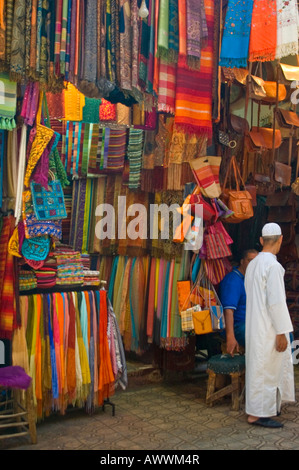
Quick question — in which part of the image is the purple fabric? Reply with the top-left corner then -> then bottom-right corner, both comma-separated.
0,366 -> 32,390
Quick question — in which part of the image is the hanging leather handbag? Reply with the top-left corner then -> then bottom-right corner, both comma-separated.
265,189 -> 294,207
221,156 -> 254,223
253,172 -> 276,196
279,63 -> 299,84
229,114 -> 249,135
276,108 -> 299,129
249,75 -> 286,104
274,161 -> 292,186
247,127 -> 282,151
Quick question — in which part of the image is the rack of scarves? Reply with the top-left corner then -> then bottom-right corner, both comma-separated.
95,251 -> 192,354
0,0 -> 219,192
13,287 -> 127,420
219,0 -> 299,68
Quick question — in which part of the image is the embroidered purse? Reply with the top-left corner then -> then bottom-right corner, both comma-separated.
21,235 -> 50,261
31,173 -> 67,221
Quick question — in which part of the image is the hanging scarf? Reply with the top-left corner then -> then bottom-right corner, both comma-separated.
98,289 -> 115,405
59,0 -> 68,76
119,0 -> 132,90
66,292 -> 76,402
9,0 -> 26,80
184,0 -> 207,70
174,0 -> 214,140
138,0 -> 151,91
127,128 -> 144,189
219,0 -> 254,68
24,0 -> 32,75
0,215 -> 17,339
131,0 -> 139,92
0,0 -> 5,63
275,0 -> 299,59
157,59 -> 176,114
47,294 -> 59,401
83,0 -> 98,84
12,296 -> 30,373
5,0 -> 14,68
248,0 -> 277,63
39,0 -> 50,84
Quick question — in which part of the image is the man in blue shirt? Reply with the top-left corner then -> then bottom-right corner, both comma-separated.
219,249 -> 258,356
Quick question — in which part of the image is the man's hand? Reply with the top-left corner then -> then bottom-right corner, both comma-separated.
226,335 -> 239,357
276,334 -> 288,353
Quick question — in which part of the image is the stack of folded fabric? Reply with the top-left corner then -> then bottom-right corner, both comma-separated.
55,247 -> 85,286
83,270 -> 100,286
19,270 -> 37,291
34,261 -> 57,289
80,253 -> 91,270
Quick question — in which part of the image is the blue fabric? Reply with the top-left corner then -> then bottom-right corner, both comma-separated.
219,0 -> 254,68
219,268 -> 246,326
161,261 -> 171,339
191,256 -> 201,284
108,255 -> 119,302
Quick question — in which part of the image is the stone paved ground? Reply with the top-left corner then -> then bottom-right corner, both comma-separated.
1,365 -> 299,451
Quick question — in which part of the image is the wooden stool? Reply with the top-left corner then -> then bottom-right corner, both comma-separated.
206,354 -> 245,411
0,366 -> 37,445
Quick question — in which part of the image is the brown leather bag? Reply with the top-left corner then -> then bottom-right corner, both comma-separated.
229,114 -> 249,135
247,127 -> 282,150
276,108 -> 299,129
249,76 -> 286,104
274,161 -> 292,186
265,189 -> 294,207
221,156 -> 254,223
279,63 -> 299,84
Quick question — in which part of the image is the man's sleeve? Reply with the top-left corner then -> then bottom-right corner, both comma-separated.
266,263 -> 293,335
219,275 -> 239,310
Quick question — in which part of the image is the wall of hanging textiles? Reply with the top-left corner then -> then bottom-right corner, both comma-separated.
1,0 -> 299,377
12,288 -> 127,420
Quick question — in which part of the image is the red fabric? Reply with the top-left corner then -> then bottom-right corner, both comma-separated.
0,216 -> 17,339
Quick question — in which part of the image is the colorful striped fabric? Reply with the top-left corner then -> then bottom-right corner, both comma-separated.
0,215 -> 17,339
190,156 -> 222,199
127,128 -> 144,189
106,129 -> 127,172
157,59 -> 177,114
174,0 -> 214,139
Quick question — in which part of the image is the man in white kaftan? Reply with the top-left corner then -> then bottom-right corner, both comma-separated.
244,223 -> 295,428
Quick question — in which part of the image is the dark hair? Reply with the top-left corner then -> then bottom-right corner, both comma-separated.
240,249 -> 258,262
